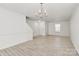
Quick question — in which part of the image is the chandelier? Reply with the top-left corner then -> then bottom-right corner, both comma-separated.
34,3 -> 48,18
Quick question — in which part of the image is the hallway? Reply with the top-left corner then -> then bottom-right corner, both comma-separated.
0,36 -> 78,56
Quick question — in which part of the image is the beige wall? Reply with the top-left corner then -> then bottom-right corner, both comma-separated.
48,21 -> 70,36
0,7 -> 33,49
27,20 -> 70,37
27,20 -> 46,36
70,6 -> 79,54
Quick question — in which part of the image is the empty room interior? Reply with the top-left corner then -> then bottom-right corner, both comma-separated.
0,3 -> 79,56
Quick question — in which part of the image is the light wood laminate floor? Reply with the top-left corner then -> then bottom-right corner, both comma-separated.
0,35 -> 78,56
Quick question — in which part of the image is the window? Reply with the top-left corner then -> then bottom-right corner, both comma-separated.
55,24 -> 61,32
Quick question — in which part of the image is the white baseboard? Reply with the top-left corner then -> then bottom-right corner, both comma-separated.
71,40 -> 79,54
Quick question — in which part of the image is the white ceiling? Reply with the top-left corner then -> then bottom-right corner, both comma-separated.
0,3 -> 78,21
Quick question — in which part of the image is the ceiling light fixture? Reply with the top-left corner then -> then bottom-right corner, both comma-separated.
34,3 -> 48,19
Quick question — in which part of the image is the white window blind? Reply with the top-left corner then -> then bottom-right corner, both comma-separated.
55,24 -> 61,32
